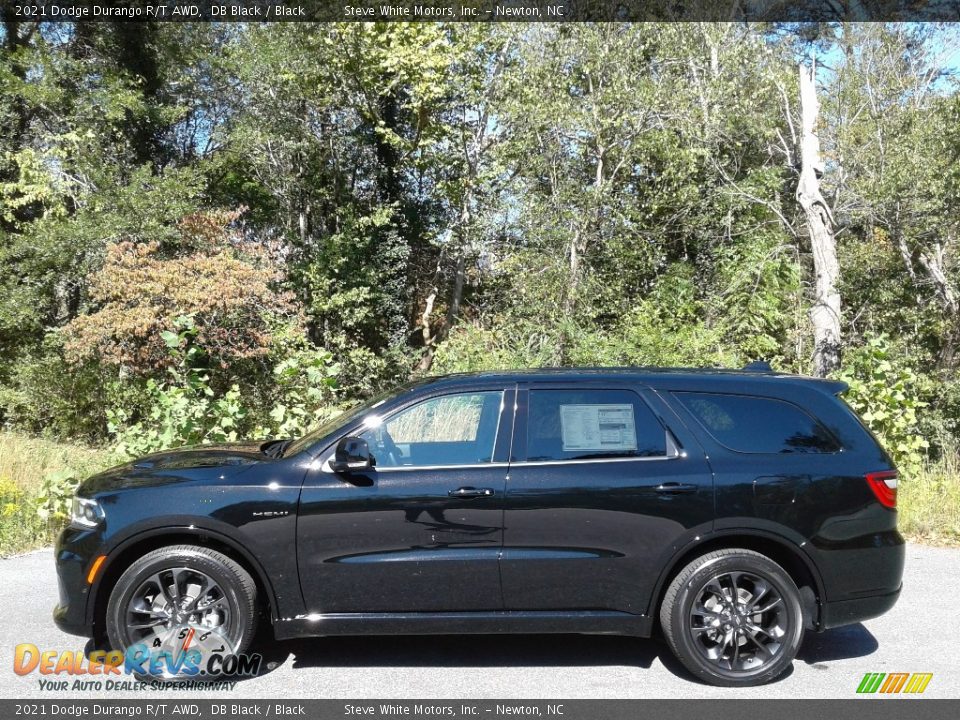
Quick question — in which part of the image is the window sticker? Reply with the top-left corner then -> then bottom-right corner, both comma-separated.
560,404 -> 638,452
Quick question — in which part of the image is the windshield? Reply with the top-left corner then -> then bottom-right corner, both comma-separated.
282,385 -> 403,458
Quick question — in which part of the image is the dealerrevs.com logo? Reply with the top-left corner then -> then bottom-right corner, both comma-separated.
856,673 -> 933,695
13,625 -> 263,691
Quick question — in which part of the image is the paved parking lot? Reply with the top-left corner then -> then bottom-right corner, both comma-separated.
1,543 -> 957,699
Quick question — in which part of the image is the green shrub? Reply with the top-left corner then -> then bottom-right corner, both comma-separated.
433,322 -> 554,373
0,341 -> 109,441
107,317 -> 356,455
0,467 -> 80,556
107,315 -> 252,458
335,344 -> 407,399
835,335 -> 930,477
0,469 -> 85,556
916,377 -> 960,461
0,476 -> 25,518
0,434 -> 115,556
34,468 -> 80,523
257,347 -> 341,438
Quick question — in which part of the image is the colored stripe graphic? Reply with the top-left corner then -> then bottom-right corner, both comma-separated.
903,673 -> 933,694
880,673 -> 909,693
856,672 -> 932,694
857,673 -> 885,693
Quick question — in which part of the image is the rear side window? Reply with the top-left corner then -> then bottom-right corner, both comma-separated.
674,392 -> 840,454
526,389 -> 667,461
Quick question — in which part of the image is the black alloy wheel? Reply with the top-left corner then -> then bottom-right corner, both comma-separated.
660,548 -> 804,687
105,545 -> 258,678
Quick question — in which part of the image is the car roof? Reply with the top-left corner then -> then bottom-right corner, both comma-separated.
408,367 -> 848,395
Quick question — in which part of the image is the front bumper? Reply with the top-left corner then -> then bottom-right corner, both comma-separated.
820,584 -> 902,630
53,601 -> 91,637
52,526 -> 104,638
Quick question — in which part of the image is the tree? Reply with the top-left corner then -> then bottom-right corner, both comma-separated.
62,210 -> 298,375
414,25 -> 517,371
797,58 -> 841,377
821,24 -> 960,369
2,20 -> 960,465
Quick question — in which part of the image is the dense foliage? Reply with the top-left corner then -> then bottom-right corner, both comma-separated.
1,21 -> 958,477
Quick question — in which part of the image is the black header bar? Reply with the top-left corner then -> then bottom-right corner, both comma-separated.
4,0 -> 960,22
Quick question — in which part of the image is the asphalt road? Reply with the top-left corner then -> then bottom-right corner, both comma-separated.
1,543 -> 957,700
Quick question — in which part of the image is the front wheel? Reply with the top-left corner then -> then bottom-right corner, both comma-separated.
659,549 -> 804,687
105,545 -> 258,678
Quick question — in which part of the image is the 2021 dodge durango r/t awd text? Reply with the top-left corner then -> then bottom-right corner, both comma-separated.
54,367 -> 904,686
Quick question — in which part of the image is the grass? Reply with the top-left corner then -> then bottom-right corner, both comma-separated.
386,393 -> 487,443
0,430 -> 957,555
0,433 -> 115,557
0,432 -> 115,490
899,456 -> 960,545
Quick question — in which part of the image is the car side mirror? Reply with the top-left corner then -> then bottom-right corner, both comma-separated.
331,436 -> 374,473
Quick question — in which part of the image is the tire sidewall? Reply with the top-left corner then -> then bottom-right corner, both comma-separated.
105,548 -> 253,669
669,554 -> 804,686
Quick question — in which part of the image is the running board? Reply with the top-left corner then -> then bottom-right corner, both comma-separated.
273,609 -> 653,640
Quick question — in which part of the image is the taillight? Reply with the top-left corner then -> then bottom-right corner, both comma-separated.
866,470 -> 898,509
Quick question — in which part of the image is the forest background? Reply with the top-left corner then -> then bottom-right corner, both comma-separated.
1,20 -> 958,550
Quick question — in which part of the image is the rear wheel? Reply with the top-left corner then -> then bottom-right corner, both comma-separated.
105,545 -> 257,678
659,549 -> 804,687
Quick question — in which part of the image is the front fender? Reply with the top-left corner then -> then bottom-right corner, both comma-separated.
86,515 -> 302,630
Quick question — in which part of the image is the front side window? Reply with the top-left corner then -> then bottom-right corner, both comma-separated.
361,391 -> 503,468
526,389 -> 667,462
674,392 -> 841,454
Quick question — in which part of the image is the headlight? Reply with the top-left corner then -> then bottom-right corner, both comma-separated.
70,497 -> 104,529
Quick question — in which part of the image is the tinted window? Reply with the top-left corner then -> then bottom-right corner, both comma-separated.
526,389 -> 666,462
675,392 -> 840,454
361,391 -> 503,468
284,387 -> 397,457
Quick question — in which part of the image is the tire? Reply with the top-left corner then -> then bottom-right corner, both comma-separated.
659,548 -> 804,687
105,545 -> 257,678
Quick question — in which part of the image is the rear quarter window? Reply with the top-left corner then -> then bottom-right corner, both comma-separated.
673,392 -> 841,454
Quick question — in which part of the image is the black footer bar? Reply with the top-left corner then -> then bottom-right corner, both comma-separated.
2,699 -> 960,720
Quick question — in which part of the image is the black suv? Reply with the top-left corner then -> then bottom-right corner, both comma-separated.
54,368 -> 904,686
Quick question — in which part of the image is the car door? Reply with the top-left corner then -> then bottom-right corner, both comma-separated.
500,382 -> 713,615
297,385 -> 514,613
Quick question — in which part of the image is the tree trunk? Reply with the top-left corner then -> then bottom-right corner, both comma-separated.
446,253 -> 467,330
446,187 -> 473,331
797,61 -> 841,378
416,288 -> 438,373
917,242 -> 959,368
565,231 -> 581,316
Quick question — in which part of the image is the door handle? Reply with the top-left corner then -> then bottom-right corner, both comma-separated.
654,482 -> 698,495
448,487 -> 494,499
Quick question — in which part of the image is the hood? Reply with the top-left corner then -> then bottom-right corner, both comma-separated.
128,441 -> 268,469
79,441 -> 268,495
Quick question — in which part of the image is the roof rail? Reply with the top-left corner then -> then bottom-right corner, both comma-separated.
742,360 -> 773,372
